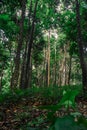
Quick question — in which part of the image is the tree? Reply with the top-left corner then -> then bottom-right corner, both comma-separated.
75,0 -> 87,95
11,0 -> 26,88
0,0 -> 87,91
24,0 -> 38,88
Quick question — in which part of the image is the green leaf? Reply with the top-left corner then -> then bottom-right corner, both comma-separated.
78,116 -> 87,128
54,115 -> 77,130
70,112 -> 82,117
59,90 -> 79,107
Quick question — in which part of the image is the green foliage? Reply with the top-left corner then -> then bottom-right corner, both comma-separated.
39,89 -> 81,129
0,0 -> 87,129
27,116 -> 44,127
0,85 -> 82,104
69,42 -> 79,56
50,115 -> 87,130
77,116 -> 87,128
0,85 -> 86,130
39,89 -> 79,111
0,14 -> 19,38
59,89 -> 79,109
0,41 -> 10,67
37,87 -> 87,130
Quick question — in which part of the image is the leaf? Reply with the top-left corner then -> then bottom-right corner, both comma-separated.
70,112 -> 82,117
78,116 -> 87,128
47,111 -> 57,123
54,115 -> 78,130
59,90 -> 79,107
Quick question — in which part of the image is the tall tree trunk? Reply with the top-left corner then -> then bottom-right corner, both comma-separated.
63,45 -> 67,86
54,41 -> 57,86
58,49 -> 63,86
47,30 -> 50,86
76,0 -> 87,94
20,42 -> 27,89
46,30 -> 50,87
11,0 -> 26,88
0,71 -> 3,90
25,0 -> 38,88
20,0 -> 32,89
43,48 -> 47,86
68,55 -> 72,85
28,51 -> 32,87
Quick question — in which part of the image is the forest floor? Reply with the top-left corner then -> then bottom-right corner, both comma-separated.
0,89 -> 87,130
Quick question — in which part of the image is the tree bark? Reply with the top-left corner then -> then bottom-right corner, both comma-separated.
11,0 -> 26,88
20,0 -> 32,89
68,55 -> 72,85
25,0 -> 38,88
20,42 -> 27,89
54,41 -> 57,86
46,30 -> 50,87
0,71 -> 3,90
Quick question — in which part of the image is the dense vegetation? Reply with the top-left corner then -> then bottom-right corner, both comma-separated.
0,0 -> 87,129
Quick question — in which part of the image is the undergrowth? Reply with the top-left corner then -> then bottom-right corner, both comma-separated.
0,85 -> 86,130
0,85 -> 82,104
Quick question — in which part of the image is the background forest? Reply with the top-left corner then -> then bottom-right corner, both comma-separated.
0,0 -> 87,92
0,0 -> 87,130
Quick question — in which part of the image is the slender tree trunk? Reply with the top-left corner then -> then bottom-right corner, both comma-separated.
63,45 -> 67,85
65,58 -> 67,85
60,45 -> 66,86
54,41 -> 57,86
20,0 -> 32,89
43,48 -> 47,86
58,49 -> 63,86
20,42 -> 27,89
0,72 -> 3,90
47,30 -> 50,86
11,0 -> 26,88
76,0 -> 87,94
25,0 -> 38,88
68,55 -> 72,85
46,30 -> 50,87
28,51 -> 32,87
